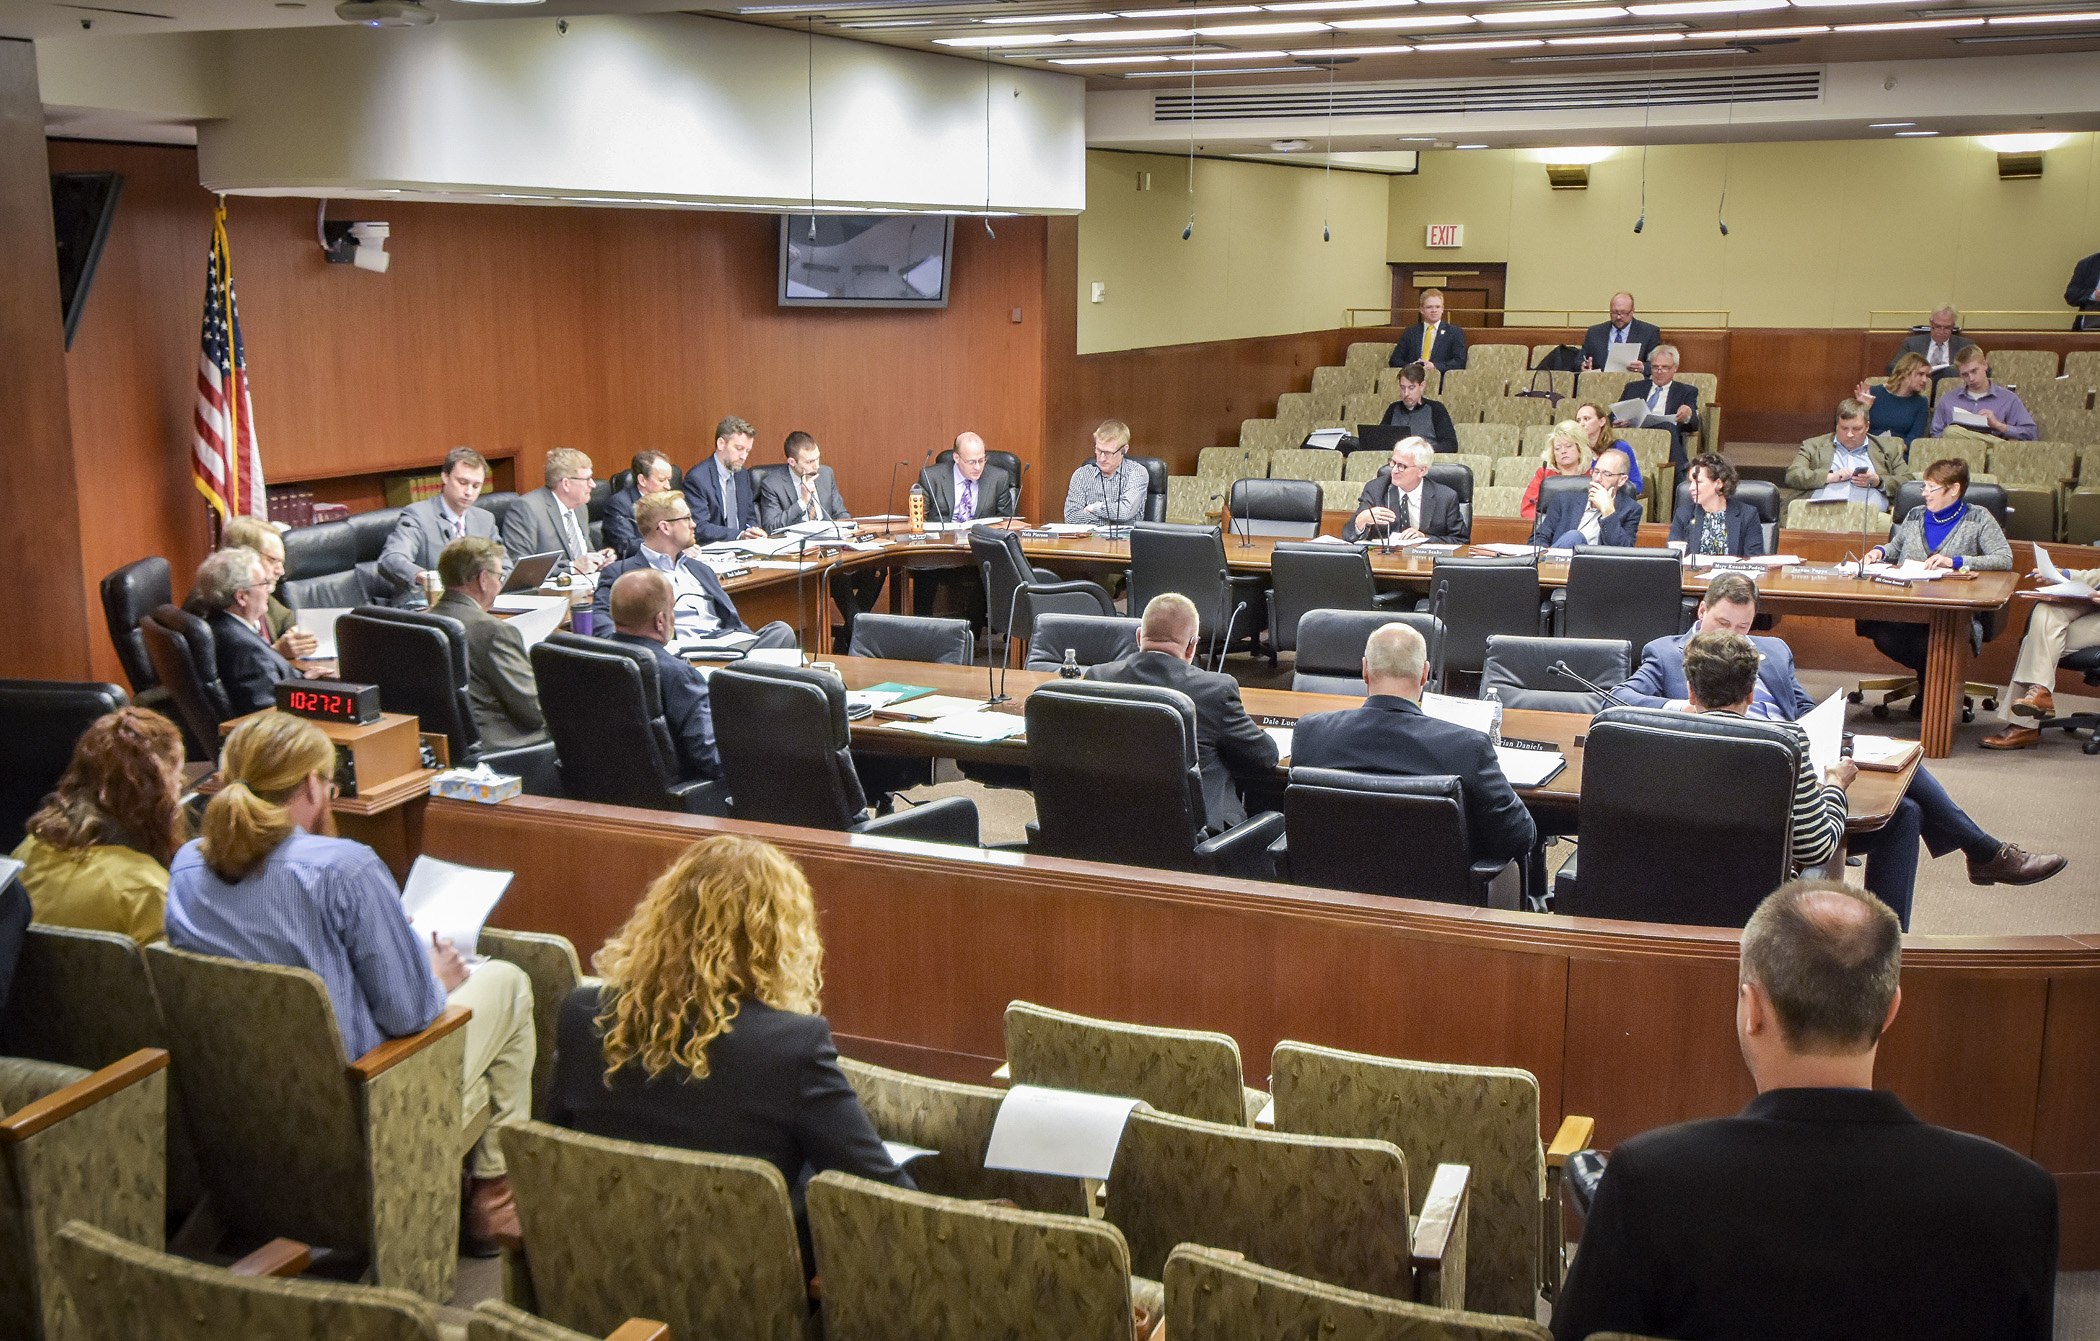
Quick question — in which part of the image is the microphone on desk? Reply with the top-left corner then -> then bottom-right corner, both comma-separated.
885,460 -> 906,536
926,448 -> 956,527
980,553 -> 1021,706
1004,461 -> 1030,528
1548,659 -> 1629,708
793,533 -> 811,655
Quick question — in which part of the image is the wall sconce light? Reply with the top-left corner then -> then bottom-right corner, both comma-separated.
1978,133 -> 2066,181
1546,164 -> 1590,189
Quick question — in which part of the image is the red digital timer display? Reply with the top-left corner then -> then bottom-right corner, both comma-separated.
274,679 -> 381,724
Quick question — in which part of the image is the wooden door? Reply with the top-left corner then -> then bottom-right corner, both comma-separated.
1390,262 -> 1507,329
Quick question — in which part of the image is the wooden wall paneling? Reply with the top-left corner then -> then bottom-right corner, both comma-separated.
2032,964 -> 2100,1174
0,52 -> 94,681
1560,950 -> 1755,1148
1872,968 -> 2051,1154
48,141 -> 220,688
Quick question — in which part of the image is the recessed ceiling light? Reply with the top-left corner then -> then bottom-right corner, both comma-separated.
1118,3 -> 1259,13
1833,15 -> 1981,27
1894,129 -> 1940,135
1288,39 -> 1414,48
1505,41 -> 1753,55
1549,28 -> 1684,40
1264,0 -> 1417,9
835,17 -> 936,26
1331,12 -> 1474,23
1121,63 -> 1310,71
936,32 -> 1067,43
1420,35 -> 1544,45
1050,52 -> 1175,61
982,9 -> 1113,18
1627,0 -> 1779,13
1478,6 -> 1626,22
1051,26 -> 1198,39
1173,46 -> 1294,55
1866,120 -> 1914,127
1707,22 -> 1824,33
1456,143 -> 1489,148
1195,19 -> 1334,31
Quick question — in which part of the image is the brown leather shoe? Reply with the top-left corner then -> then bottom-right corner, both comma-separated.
1980,724 -> 2041,750
1968,843 -> 2068,887
464,1174 -> 522,1257
2010,685 -> 2055,719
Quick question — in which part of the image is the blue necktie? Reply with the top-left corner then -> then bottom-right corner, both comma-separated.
960,479 -> 977,519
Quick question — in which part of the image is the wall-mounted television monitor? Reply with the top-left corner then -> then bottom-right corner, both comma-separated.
778,214 -> 953,309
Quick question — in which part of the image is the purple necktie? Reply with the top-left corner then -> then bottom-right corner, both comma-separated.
960,479 -> 977,519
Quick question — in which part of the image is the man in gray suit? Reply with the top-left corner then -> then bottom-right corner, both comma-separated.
757,431 -> 884,645
377,447 -> 504,602
502,448 -> 615,577
1886,305 -> 1979,374
432,537 -> 547,750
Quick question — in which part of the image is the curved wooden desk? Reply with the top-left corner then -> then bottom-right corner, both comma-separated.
421,795 -> 2100,1265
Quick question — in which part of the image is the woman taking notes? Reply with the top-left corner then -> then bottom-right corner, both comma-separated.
1857,457 -> 2011,678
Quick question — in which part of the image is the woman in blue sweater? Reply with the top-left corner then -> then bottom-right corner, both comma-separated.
1855,353 -> 1932,446
1856,457 -> 2011,679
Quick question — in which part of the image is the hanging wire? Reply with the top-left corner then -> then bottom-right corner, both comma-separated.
983,49 -> 996,237
1717,47 -> 1739,235
1322,33 -> 1334,243
1182,0 -> 1197,240
806,18 -> 818,238
1633,38 -> 1658,233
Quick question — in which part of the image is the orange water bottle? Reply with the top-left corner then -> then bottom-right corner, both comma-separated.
908,482 -> 926,533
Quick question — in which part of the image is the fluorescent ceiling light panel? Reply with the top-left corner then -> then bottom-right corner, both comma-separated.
936,32 -> 1068,43
1123,63 -> 1309,70
1456,143 -> 1489,148
1289,39 -> 1415,47
1833,14 -> 1982,25
1478,6 -> 1625,21
1172,46 -> 1293,54
1894,129 -> 1940,135
1194,19 -> 1334,30
1549,28 -> 1684,39
1866,121 -> 1914,126
1628,0 -> 1779,12
1331,12 -> 1475,23
1987,9 -> 2100,20
1422,35 -> 1546,44
1050,51 -> 1175,60
1117,4 -> 1258,13
1052,26 -> 1198,38
1264,0 -> 1417,9
982,8 -> 1112,17
1706,21 -> 1826,32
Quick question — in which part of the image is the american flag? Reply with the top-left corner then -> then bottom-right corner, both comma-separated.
192,203 -> 265,522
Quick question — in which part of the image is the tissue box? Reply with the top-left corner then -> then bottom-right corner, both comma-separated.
430,768 -> 521,805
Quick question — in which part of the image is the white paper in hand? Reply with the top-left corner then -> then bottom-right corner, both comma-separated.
2032,545 -> 2098,598
1604,341 -> 1643,373
984,1085 -> 1143,1180
1801,688 -> 1848,775
399,856 -> 513,962
0,857 -> 21,890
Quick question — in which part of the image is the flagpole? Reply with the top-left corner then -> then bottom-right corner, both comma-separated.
214,196 -> 240,521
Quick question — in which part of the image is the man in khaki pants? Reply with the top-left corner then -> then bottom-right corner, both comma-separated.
1982,571 -> 2100,748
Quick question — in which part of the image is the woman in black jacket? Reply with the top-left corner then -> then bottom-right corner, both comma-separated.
1668,453 -> 1766,558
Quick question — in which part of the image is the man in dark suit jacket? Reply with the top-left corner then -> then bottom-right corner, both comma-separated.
758,432 -> 885,645
1291,621 -> 1535,865
681,416 -> 767,544
1376,361 -> 1460,453
1530,448 -> 1642,547
1615,344 -> 1701,465
502,448 -> 615,577
1888,306 -> 1981,371
1084,593 -> 1278,832
589,488 -> 796,648
917,430 -> 1019,526
1552,879 -> 2058,1341
377,447 -> 505,602
432,537 -> 547,750
1387,289 -> 1468,371
603,450 -> 679,561
1580,292 -> 1663,375
2069,253 -> 2100,330
1341,438 -> 1468,544
603,568 -> 724,781
189,548 -> 296,715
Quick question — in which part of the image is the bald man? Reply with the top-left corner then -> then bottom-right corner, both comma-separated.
913,430 -> 1022,618
604,568 -> 720,781
1084,592 -> 1278,832
1553,881 -> 2057,1341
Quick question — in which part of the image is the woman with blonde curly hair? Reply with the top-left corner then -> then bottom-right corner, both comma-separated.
549,834 -> 909,1267
11,706 -> 188,943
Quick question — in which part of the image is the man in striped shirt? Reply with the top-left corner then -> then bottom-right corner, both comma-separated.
1683,629 -> 1851,872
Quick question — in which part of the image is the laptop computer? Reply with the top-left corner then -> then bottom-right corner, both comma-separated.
499,551 -> 562,594
1355,424 -> 1417,456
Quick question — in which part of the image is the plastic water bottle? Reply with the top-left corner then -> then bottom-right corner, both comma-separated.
1059,648 -> 1082,680
1484,686 -> 1503,743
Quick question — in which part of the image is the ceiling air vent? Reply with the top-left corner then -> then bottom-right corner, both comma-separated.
1152,67 -> 1821,122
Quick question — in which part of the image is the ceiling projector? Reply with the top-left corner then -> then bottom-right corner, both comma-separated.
335,0 -> 435,26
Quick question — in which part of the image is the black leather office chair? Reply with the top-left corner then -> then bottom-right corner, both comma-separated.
100,557 -> 171,700
1130,455 -> 1169,523
972,528 -> 1112,666
0,679 -> 129,853
335,607 -> 560,795
347,507 -> 403,601
846,614 -> 974,665
278,522 -> 365,611
1422,557 -> 1547,695
608,470 -> 635,498
745,464 -> 793,521
475,491 -> 522,534
1853,480 -> 2013,720
1266,542 -> 1406,655
708,662 -> 980,844
1226,478 -> 1322,540
1023,680 -> 1281,879
1291,610 -> 1442,696
1553,547 -> 1686,652
139,605 -> 231,758
1277,767 -> 1512,906
935,447 -> 1025,497
1554,706 -> 1802,927
1671,479 -> 1781,554
1126,522 -> 1268,668
1534,474 -> 1590,533
2032,644 -> 2100,756
1024,614 -> 1140,673
1480,635 -> 1629,714
1425,462 -> 1475,536
528,632 -> 725,814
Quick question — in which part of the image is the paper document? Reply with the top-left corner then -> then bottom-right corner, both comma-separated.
1603,341 -> 1643,372
877,694 -> 994,720
1850,560 -> 1940,582
668,631 -> 759,660
290,606 -> 356,660
748,560 -> 819,572
0,857 -> 21,891
1303,428 -> 1348,450
743,648 -> 804,668
1850,735 -> 1921,771
1474,542 -> 1543,557
1801,688 -> 1848,775
1042,523 -> 1098,536
1264,726 -> 1294,759
399,856 -> 514,961
489,594 -> 568,649
1947,406 -> 1991,430
1494,746 -> 1566,789
888,713 -> 1027,743
782,519 -> 855,539
883,1141 -> 937,1167
701,536 -> 806,557
1421,692 -> 1496,736
2032,545 -> 2098,599
984,1085 -> 1144,1181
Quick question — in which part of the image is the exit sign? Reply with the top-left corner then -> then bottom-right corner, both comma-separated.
1425,224 -> 1464,248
